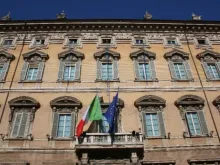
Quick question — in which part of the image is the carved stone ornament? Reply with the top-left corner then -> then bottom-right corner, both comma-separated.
164,48 -> 189,61
192,13 -> 202,20
9,96 -> 40,108
130,49 -> 156,61
1,12 -> 11,20
56,10 -> 66,20
58,49 -> 84,60
94,49 -> 120,60
50,96 -> 82,111
134,95 -> 166,108
213,95 -> 220,112
196,50 -> 220,61
144,11 -> 153,20
22,50 -> 49,61
0,50 -> 15,62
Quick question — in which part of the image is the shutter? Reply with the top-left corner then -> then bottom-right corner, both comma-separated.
70,112 -> 76,137
11,113 -> 22,137
184,61 -> 193,80
198,111 -> 209,135
52,113 -> 59,137
20,62 -> 29,81
113,60 -> 119,80
18,112 -> 28,137
0,62 -> 9,81
149,60 -> 157,80
58,61 -> 65,81
96,60 -> 102,80
158,111 -> 166,137
141,112 -> 147,137
36,62 -> 45,80
168,61 -> 177,80
202,62 -> 212,80
134,60 -> 140,80
75,60 -> 81,80
216,62 -> 220,77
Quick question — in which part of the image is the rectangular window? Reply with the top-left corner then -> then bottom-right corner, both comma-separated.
145,113 -> 160,136
173,63 -> 188,79
207,63 -> 220,79
197,39 -> 206,45
3,39 -> 13,46
102,39 -> 111,44
35,39 -> 45,45
167,39 -> 176,45
101,63 -> 113,80
0,65 -> 3,77
69,39 -> 78,45
186,112 -> 202,135
139,63 -> 151,80
57,114 -> 72,137
26,66 -> 38,80
135,39 -> 144,44
64,65 -> 75,81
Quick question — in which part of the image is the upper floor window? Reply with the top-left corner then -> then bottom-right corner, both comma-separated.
163,37 -> 181,48
194,37 -> 212,49
20,50 -> 49,82
57,50 -> 84,82
63,34 -> 82,49
196,50 -> 220,81
94,50 -> 120,82
97,33 -> 116,49
29,35 -> 49,49
175,95 -> 209,137
0,50 -> 15,82
130,50 -> 157,81
50,96 -> 82,139
3,39 -> 13,46
131,35 -> 149,48
167,39 -> 177,45
0,36 -> 17,49
8,96 -> 40,139
135,95 -> 166,138
102,38 -> 111,44
164,49 -> 193,81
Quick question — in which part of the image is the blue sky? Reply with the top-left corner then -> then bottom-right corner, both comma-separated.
0,0 -> 219,20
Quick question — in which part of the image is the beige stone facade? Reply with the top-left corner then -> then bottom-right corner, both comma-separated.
0,18 -> 220,165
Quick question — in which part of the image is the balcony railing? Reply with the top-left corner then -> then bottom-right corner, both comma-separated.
76,133 -> 144,148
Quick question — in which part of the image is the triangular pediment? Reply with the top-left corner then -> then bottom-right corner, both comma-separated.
58,49 -> 84,60
135,95 -> 166,107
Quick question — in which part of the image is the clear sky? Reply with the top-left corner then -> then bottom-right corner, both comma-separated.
0,0 -> 219,20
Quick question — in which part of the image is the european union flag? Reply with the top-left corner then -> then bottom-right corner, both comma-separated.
104,93 -> 118,133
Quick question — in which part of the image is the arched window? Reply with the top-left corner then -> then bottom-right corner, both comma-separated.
213,95 -> 220,113
94,50 -> 120,82
57,50 -> 84,82
164,49 -> 193,81
0,50 -> 15,81
8,96 -> 40,139
196,50 -> 220,81
50,96 -> 82,139
20,50 -> 49,82
130,49 -> 157,81
175,95 -> 209,136
134,95 -> 166,138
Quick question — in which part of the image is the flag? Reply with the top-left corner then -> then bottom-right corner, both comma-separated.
76,95 -> 102,137
104,93 -> 118,133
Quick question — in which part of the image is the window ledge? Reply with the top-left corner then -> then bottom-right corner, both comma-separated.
5,137 -> 32,141
0,80 -> 5,83
134,79 -> 158,82
18,80 -> 43,83
172,79 -> 194,82
145,136 -> 167,139
184,135 -> 209,138
57,80 -> 81,83
53,137 -> 74,141
206,79 -> 220,82
95,79 -> 120,82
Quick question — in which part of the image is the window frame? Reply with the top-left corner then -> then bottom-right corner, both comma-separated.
185,111 -> 202,136
97,34 -> 117,49
57,113 -> 72,138
63,35 -> 82,49
0,36 -> 17,49
63,64 -> 76,81
144,112 -> 160,137
131,36 -> 150,48
163,37 -> 182,48
101,62 -> 113,81
194,37 -> 212,49
29,35 -> 49,49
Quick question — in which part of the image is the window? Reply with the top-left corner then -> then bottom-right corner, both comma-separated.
64,65 -> 76,81
26,66 -> 38,80
29,36 -> 49,49
145,113 -> 160,136
173,63 -> 187,80
194,38 -> 211,49
132,36 -> 149,48
35,39 -> 45,45
135,39 -> 144,44
101,63 -> 113,80
197,39 -> 206,45
3,39 -> 13,46
69,39 -> 78,45
0,65 -> 3,76
186,112 -> 202,135
57,114 -> 72,137
139,63 -> 151,80
207,63 -> 220,79
102,39 -> 111,44
167,39 -> 176,45
163,37 -> 181,48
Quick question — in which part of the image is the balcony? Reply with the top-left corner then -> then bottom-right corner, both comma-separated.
75,133 -> 144,149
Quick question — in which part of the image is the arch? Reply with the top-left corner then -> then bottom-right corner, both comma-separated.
134,95 -> 166,108
175,95 -> 204,107
213,95 -> 220,107
0,50 -> 15,61
196,50 -> 220,60
22,50 -> 49,60
58,49 -> 84,60
164,48 -> 189,60
50,96 -> 82,109
8,96 -> 40,108
94,50 -> 120,60
130,49 -> 156,60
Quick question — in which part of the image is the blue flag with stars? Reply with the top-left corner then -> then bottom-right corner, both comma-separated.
104,93 -> 118,133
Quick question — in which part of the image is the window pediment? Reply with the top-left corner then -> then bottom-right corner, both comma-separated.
196,50 -> 220,61
23,50 -> 49,62
58,49 -> 84,61
164,49 -> 189,61
0,50 -> 15,62
130,49 -> 156,61
134,95 -> 166,108
175,95 -> 204,107
8,96 -> 40,109
99,96 -> 124,109
213,95 -> 220,107
50,96 -> 82,109
94,50 -> 120,60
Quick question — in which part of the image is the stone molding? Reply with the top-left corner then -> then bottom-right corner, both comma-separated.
213,95 -> 220,112
8,96 -> 40,109
58,49 -> 84,60
0,35 -> 17,50
22,50 -> 49,61
164,48 -> 189,61
29,34 -> 50,49
94,49 -> 120,60
134,95 -> 166,108
175,95 -> 204,107
196,50 -> 220,61
50,96 -> 82,109
130,49 -> 156,61
0,50 -> 15,62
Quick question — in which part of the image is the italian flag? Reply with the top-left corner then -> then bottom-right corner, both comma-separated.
76,95 -> 102,137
